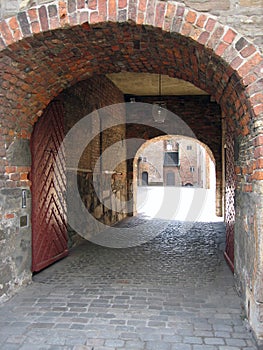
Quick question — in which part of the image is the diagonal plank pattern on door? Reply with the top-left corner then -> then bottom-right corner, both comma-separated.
31,100 -> 68,272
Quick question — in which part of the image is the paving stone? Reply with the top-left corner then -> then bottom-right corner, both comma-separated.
171,344 -> 192,350
104,338 -> 125,347
184,336 -> 203,344
0,345 -> 20,350
145,340 -> 171,349
0,219 -> 257,350
205,337 -> 226,345
193,346 -> 218,350
225,338 -> 247,346
124,340 -> 145,349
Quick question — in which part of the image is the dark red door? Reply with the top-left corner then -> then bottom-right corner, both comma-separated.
31,100 -> 68,272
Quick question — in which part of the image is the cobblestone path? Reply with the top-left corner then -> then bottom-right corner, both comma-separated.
0,218 -> 258,349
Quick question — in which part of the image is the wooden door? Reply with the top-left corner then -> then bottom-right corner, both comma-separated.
142,171 -> 148,186
31,100 -> 68,272
166,172 -> 175,186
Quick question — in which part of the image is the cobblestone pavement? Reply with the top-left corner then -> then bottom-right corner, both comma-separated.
0,218 -> 258,350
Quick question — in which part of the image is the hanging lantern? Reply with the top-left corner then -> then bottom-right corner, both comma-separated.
152,74 -> 167,123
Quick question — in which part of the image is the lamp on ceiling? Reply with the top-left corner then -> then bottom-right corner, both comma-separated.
152,74 -> 167,123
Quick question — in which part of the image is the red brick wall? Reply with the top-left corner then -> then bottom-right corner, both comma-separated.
61,76 -> 127,246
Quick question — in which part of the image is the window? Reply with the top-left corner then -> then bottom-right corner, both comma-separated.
166,140 -> 173,151
187,145 -> 192,150
164,152 -> 179,166
190,166 -> 195,172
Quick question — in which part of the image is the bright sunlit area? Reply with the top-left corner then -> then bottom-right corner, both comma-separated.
134,136 -> 223,222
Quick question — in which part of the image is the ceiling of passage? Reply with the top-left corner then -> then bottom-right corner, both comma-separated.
107,72 -> 209,96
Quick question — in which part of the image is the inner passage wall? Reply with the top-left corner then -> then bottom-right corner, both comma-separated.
62,76 -> 128,247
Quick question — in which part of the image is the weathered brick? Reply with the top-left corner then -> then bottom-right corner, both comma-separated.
119,0 -> 127,9
0,20 -> 14,45
155,2 -> 166,28
8,17 -> 22,41
50,16 -> 60,30
5,166 -> 16,174
128,0 -> 137,21
38,6 -> 49,31
9,172 -> 20,181
198,31 -> 210,45
20,172 -> 28,181
48,4 -> 58,17
98,0 -> 107,18
254,146 -> 263,158
17,12 -> 31,36
215,42 -> 229,56
256,158 -> 263,169
88,0 -> 97,10
223,28 -> 237,44
196,14 -> 207,28
163,3 -> 175,31
238,53 -> 263,77
252,170 -> 263,180
241,44 -> 257,58
205,18 -> 216,32
79,11 -> 89,24
230,56 -> 243,69
137,11 -> 144,25
185,9 -> 197,24
145,0 -> 155,25
58,0 -> 69,25
28,8 -> 38,22
108,0 -> 117,20
68,0 -> 76,13
4,213 -> 15,219
253,104 -> 263,116
207,26 -> 225,49
138,0 -> 147,12
77,0 -> 85,9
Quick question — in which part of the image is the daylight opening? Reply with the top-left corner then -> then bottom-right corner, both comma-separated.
134,135 -> 221,222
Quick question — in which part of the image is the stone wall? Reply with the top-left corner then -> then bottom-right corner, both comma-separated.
0,142 -> 32,302
0,0 -> 262,53
234,128 -> 263,345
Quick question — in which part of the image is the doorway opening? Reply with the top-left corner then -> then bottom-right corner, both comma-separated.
134,135 -> 219,223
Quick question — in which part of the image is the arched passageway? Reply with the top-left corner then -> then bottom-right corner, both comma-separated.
133,135 -> 218,222
0,0 -> 262,344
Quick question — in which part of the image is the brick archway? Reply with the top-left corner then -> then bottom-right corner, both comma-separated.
0,0 -> 262,343
0,1 -> 261,131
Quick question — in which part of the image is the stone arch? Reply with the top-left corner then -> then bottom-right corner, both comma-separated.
0,0 -> 262,343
